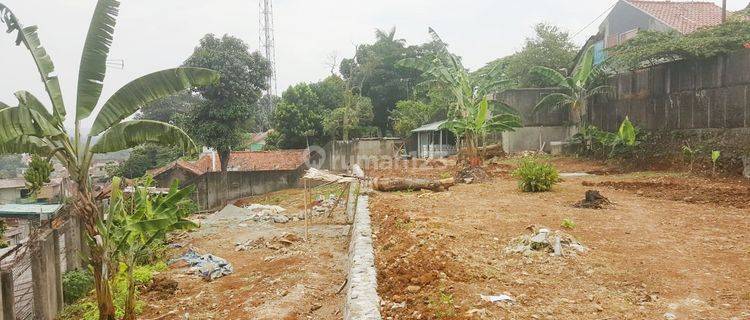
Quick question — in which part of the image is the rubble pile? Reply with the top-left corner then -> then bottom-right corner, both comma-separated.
235,233 -> 302,251
505,227 -> 587,257
242,204 -> 291,223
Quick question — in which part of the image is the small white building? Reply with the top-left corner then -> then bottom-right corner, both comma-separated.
411,121 -> 457,159
0,179 -> 26,204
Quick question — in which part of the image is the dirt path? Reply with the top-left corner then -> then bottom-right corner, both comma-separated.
140,188 -> 350,320
369,158 -> 750,319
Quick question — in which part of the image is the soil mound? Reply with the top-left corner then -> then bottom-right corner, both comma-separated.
455,165 -> 489,184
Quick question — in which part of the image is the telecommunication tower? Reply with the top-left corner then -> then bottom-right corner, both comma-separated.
259,0 -> 278,128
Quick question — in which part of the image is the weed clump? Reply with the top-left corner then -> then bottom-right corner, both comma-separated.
513,158 -> 559,192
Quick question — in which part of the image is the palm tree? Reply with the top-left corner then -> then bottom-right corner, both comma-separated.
397,28 -> 521,162
0,2 -> 218,319
531,46 -> 610,124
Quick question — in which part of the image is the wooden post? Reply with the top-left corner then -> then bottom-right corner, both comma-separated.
1,269 -> 15,320
304,179 -> 309,241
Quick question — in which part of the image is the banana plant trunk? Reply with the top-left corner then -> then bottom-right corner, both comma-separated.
75,185 -> 117,320
124,258 -> 137,320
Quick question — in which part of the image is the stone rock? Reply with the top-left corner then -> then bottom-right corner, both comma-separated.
529,230 -> 550,250
664,312 -> 677,320
272,214 -> 290,224
406,285 -> 421,293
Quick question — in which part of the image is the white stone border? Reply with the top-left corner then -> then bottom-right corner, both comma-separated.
344,185 -> 382,320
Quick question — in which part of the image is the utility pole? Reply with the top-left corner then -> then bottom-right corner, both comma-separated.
259,0 -> 278,130
721,0 -> 727,23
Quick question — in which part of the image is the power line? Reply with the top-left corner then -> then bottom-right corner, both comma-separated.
571,0 -> 619,39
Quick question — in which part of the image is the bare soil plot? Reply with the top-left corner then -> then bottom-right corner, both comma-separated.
369,157 -> 750,319
139,188 -> 350,320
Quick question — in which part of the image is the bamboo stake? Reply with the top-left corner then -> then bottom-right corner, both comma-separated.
304,179 -> 309,242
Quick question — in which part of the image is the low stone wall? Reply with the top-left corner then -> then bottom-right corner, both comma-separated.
343,188 -> 382,320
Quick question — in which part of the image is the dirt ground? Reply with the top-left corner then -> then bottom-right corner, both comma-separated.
139,186 -> 351,320
368,156 -> 750,319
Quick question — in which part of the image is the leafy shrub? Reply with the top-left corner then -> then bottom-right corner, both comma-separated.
570,117 -> 645,158
59,263 -> 164,320
513,158 -> 560,192
62,269 -> 94,304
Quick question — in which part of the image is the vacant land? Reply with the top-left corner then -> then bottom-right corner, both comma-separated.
369,157 -> 750,319
139,187 -> 350,320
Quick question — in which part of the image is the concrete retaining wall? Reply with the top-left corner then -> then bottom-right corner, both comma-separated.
502,126 -> 577,154
322,139 -> 403,172
344,190 -> 381,320
588,49 -> 750,132
190,168 -> 305,210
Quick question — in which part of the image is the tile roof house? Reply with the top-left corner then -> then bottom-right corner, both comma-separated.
581,0 -> 730,65
605,1 -> 725,46
148,150 -> 309,187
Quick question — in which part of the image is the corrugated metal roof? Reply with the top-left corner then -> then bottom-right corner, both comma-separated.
0,204 -> 62,217
412,120 -> 448,133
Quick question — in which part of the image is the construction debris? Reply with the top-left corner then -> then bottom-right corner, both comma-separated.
480,294 -> 515,304
235,233 -> 302,251
218,203 -> 294,224
574,190 -> 611,209
505,227 -> 587,257
170,249 -> 233,281
372,177 -> 455,192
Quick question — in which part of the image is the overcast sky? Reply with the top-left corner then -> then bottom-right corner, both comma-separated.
0,0 -> 745,131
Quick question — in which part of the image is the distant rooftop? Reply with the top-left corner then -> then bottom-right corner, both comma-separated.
412,120 -> 448,133
625,0 -> 724,34
0,203 -> 62,219
0,179 -> 25,190
148,150 -> 308,177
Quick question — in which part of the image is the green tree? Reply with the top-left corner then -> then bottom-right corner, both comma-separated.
398,28 -> 521,162
182,34 -> 271,170
23,154 -> 53,197
117,144 -> 183,179
532,46 -> 610,124
481,23 -> 578,88
269,83 -> 326,148
390,100 -> 440,137
323,92 -> 375,140
135,92 -> 201,125
0,2 -> 217,318
340,27 -> 433,133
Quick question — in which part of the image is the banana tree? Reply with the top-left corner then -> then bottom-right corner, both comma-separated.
397,28 -> 519,162
0,2 -> 218,319
99,177 -> 197,320
396,28 -> 514,120
531,46 -> 610,124
440,97 -> 521,162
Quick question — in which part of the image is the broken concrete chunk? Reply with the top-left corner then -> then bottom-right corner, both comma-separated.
504,227 -> 587,257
